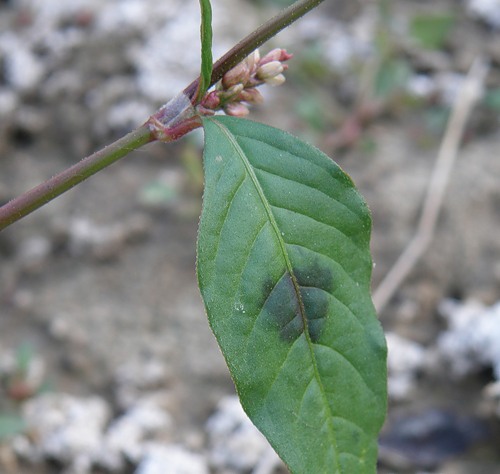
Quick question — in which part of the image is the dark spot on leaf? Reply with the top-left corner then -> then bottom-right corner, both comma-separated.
300,287 -> 329,343
262,261 -> 332,343
293,249 -> 333,292
255,276 -> 282,314
263,273 -> 303,342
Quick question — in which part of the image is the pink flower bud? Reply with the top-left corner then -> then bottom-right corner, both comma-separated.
256,61 -> 284,80
201,91 -> 220,110
265,73 -> 286,86
238,88 -> 264,104
260,48 -> 293,66
260,48 -> 282,65
224,102 -> 250,117
221,83 -> 244,101
279,50 -> 293,62
245,49 -> 260,73
222,61 -> 250,89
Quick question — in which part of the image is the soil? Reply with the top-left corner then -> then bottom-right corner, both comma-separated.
1,0 -> 500,473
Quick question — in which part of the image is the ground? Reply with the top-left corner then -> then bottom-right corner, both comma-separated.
1,0 -> 500,473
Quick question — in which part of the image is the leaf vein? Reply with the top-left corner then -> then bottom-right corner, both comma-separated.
286,243 -> 367,298
270,204 -> 364,253
232,132 -> 350,194
228,218 -> 268,305
211,173 -> 246,261
243,271 -> 286,352
313,342 -> 377,398
252,165 -> 364,225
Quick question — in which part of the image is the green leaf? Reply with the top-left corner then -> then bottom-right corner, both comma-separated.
0,414 -> 26,439
197,0 -> 213,102
410,13 -> 455,50
484,87 -> 500,111
198,116 -> 387,473
375,58 -> 412,99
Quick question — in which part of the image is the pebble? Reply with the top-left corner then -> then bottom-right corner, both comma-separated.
112,354 -> 174,411
20,393 -> 111,468
483,380 -> 500,418
386,332 -> 426,401
17,235 -> 52,271
98,403 -> 172,470
16,390 -> 178,473
135,444 -> 208,474
56,215 -> 151,261
379,409 -> 489,470
437,299 -> 500,379
1,39 -> 45,92
206,396 -> 282,473
466,0 -> 500,28
0,88 -> 18,118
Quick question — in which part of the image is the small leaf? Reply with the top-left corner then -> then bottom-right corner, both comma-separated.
198,116 -> 387,473
0,414 -> 26,439
375,58 -> 412,99
484,87 -> 500,111
410,13 -> 455,50
15,343 -> 34,374
197,0 -> 213,102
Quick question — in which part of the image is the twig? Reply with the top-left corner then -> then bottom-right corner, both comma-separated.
0,0 -> 324,231
183,0 -> 325,101
373,57 -> 489,313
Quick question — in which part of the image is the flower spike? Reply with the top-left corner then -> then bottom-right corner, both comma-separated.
198,48 -> 292,116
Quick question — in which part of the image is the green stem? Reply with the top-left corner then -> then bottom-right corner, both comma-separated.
0,0 -> 325,231
0,126 -> 153,231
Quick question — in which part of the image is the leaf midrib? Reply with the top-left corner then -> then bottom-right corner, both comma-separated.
208,117 -> 340,471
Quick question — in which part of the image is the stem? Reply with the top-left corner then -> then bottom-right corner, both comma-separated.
0,126 -> 153,231
372,58 -> 488,312
0,0 -> 325,231
184,0 -> 326,102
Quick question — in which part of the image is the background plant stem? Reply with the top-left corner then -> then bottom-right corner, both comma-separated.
0,0 -> 324,231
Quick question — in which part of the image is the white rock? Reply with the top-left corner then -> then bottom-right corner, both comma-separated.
18,391 -> 177,472
60,215 -> 150,260
406,74 -> 437,98
114,356 -> 168,390
386,332 -> 426,401
20,393 -> 111,471
134,444 -> 208,474
99,402 -> 172,468
295,13 -> 373,71
206,396 -> 279,472
0,87 -> 18,118
466,0 -> 500,28
0,350 -> 17,377
18,236 -> 52,270
483,381 -> 500,418
438,299 -> 500,379
106,100 -> 152,130
0,31 -> 42,91
3,45 -> 45,92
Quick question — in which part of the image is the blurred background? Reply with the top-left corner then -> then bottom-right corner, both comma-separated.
1,0 -> 500,472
